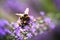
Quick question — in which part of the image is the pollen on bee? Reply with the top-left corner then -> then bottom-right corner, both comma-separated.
24,21 -> 26,23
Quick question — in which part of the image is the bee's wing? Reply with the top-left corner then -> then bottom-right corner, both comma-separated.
17,17 -> 21,23
16,13 -> 24,16
24,8 -> 29,14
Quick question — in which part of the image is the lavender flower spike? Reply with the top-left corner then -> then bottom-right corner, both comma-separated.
9,8 -> 56,40
0,19 -> 10,36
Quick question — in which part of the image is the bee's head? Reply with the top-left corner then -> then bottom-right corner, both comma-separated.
24,14 -> 28,17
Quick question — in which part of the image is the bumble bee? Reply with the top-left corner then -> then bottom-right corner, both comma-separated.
20,14 -> 30,28
16,8 -> 30,28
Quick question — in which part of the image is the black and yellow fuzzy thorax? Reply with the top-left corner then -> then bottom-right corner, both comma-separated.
19,14 -> 30,28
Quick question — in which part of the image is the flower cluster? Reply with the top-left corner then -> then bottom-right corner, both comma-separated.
9,8 -> 55,40
0,19 -> 11,38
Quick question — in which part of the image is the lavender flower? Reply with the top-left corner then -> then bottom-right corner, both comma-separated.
11,22 -> 19,29
0,19 -> 9,27
27,33 -> 32,38
0,19 -> 10,36
24,25 -> 30,30
0,28 -> 6,36
49,22 -> 55,29
44,17 -> 51,24
44,17 -> 55,29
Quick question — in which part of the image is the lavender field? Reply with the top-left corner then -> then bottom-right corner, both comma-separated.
0,0 -> 60,40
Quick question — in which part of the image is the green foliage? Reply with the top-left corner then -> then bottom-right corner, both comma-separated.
56,13 -> 60,20
40,0 -> 57,12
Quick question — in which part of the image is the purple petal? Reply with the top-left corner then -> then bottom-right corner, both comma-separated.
27,33 -> 32,38
0,28 -> 6,36
44,17 -> 51,24
31,28 -> 36,33
40,11 -> 45,16
4,29 -> 11,34
49,23 -> 55,29
0,19 -> 9,27
13,23 -> 19,29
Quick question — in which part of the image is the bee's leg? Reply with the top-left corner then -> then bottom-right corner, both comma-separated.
21,23 -> 25,29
